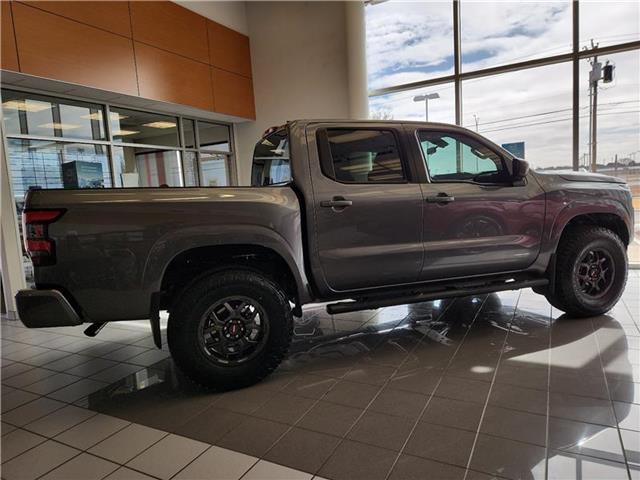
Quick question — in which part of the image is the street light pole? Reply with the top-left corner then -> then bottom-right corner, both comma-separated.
413,92 -> 440,122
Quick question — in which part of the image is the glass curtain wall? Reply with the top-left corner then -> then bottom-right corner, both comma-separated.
365,0 -> 640,264
2,89 -> 235,194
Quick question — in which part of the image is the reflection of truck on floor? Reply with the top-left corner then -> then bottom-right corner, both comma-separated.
15,120 -> 635,389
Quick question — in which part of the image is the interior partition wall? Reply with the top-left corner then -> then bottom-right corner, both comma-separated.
366,0 -> 640,264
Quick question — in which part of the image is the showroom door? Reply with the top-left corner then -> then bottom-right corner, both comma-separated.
411,128 -> 546,280
307,125 -> 424,292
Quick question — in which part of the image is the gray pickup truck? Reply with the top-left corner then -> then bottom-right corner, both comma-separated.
16,120 -> 634,389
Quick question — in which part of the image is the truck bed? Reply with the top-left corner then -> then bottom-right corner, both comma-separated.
26,186 -> 305,322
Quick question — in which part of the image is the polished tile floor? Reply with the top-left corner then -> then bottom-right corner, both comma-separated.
2,270 -> 639,480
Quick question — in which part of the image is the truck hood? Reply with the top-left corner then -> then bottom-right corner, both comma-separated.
535,170 -> 626,184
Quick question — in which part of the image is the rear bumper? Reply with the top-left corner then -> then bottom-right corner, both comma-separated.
15,289 -> 83,328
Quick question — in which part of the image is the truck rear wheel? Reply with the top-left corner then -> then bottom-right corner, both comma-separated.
546,226 -> 627,317
168,269 -> 293,390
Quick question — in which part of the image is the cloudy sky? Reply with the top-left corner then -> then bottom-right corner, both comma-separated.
366,1 -> 640,170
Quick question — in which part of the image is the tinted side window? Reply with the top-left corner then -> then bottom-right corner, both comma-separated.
418,131 -> 507,183
251,129 -> 291,186
325,129 -> 406,183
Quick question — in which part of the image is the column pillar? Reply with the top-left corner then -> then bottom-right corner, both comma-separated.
345,1 -> 369,119
1,128 -> 26,320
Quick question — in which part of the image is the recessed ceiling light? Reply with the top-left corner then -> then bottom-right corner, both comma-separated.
143,121 -> 176,129
81,112 -> 128,121
39,122 -> 81,130
113,129 -> 139,136
3,100 -> 50,112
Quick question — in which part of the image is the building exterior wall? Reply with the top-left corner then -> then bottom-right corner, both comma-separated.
0,1 -> 255,119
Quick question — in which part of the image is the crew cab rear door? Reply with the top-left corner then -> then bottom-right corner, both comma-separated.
305,123 -> 423,293
406,125 -> 545,280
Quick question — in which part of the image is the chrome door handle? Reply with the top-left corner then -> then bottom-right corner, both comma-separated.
425,194 -> 455,204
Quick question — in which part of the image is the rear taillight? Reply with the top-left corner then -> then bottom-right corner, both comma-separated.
22,209 -> 65,266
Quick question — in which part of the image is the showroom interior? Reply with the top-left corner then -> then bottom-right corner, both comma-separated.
0,0 -> 639,479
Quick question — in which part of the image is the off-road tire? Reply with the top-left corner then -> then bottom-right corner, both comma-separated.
546,226 -> 627,317
168,269 -> 293,390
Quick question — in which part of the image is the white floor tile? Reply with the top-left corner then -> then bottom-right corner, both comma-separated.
55,414 -> 129,450
243,460 -> 313,480
1,440 -> 79,480
24,404 -> 97,437
173,446 -> 257,480
125,434 -> 209,480
104,467 -> 157,480
47,378 -> 108,403
40,452 -> 119,480
1,428 -> 47,462
88,423 -> 167,464
2,397 -> 66,427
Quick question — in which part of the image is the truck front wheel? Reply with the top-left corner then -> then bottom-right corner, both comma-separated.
167,269 -> 293,389
546,226 -> 627,317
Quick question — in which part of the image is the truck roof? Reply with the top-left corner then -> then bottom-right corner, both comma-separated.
284,119 -> 511,156
288,119 -> 462,129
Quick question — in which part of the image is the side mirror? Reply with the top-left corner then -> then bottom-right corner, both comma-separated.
512,158 -> 529,179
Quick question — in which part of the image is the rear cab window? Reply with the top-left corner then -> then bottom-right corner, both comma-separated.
251,128 -> 291,186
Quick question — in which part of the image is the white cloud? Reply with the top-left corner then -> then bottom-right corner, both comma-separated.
366,1 -> 454,89
366,1 -> 640,170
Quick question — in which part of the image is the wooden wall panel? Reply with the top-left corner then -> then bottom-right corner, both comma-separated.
22,1 -> 132,37
207,21 -> 251,78
11,3 -> 138,95
4,1 -> 255,118
136,42 -> 214,111
211,67 -> 255,119
130,1 -> 208,64
1,2 -> 19,71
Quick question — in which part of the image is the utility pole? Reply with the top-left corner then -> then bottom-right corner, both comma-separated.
590,45 -> 599,172
586,39 -> 615,173
473,114 -> 479,132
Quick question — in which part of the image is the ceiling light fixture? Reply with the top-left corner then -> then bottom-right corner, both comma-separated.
113,129 -> 139,136
81,112 -> 128,121
3,100 -> 50,112
39,122 -> 81,130
143,121 -> 176,129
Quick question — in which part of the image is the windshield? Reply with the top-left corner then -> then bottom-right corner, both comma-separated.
251,128 -> 291,186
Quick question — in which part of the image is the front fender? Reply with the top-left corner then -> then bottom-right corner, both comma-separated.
547,195 -> 632,252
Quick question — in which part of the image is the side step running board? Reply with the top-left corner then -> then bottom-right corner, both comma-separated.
326,278 -> 549,315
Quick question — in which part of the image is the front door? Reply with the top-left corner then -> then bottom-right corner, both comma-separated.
411,127 -> 545,280
307,125 -> 424,292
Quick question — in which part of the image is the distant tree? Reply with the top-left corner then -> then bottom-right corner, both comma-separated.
370,108 -> 394,120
